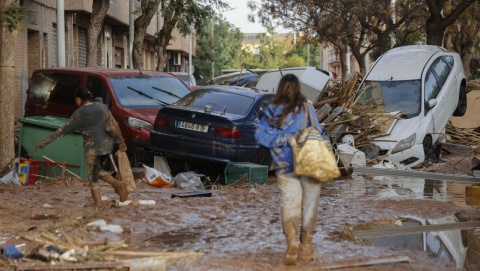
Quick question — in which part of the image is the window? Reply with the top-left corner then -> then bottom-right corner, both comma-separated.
109,76 -> 191,108
175,89 -> 255,116
31,73 -> 81,105
442,55 -> 454,69
424,56 -> 453,103
86,76 -> 110,105
424,69 -> 441,102
355,80 -> 421,118
258,97 -> 272,119
430,57 -> 451,90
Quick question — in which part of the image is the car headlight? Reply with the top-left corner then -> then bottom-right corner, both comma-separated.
126,117 -> 153,131
391,134 -> 416,154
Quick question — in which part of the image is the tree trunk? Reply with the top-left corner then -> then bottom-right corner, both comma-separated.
348,43 -> 366,73
425,20 -> 445,46
462,45 -> 474,79
0,0 -> 19,176
425,0 -> 476,46
133,0 -> 160,69
86,0 -> 110,67
336,44 -> 348,79
155,29 -> 173,71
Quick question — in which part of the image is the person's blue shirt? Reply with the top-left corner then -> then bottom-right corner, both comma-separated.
255,102 -> 325,175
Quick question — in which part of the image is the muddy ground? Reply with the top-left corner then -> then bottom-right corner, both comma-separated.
0,143 -> 479,271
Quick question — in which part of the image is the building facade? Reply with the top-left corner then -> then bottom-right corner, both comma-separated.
321,43 -> 368,78
13,0 -> 194,121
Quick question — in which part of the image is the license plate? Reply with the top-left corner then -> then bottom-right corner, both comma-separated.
177,121 -> 209,132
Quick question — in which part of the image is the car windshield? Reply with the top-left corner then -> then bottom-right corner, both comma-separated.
174,89 -> 255,116
109,76 -> 190,108
355,80 -> 421,118
173,74 -> 191,86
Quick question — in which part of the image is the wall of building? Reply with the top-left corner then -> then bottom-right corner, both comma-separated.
13,0 -> 194,124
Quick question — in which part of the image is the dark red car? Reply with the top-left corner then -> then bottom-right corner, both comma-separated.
24,68 -> 191,165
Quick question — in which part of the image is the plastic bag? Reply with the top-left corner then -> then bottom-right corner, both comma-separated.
116,150 -> 137,192
172,172 -> 205,190
142,164 -> 174,188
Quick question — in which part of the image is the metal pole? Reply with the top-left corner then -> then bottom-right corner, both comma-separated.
211,18 -> 214,80
56,0 -> 65,67
189,26 -> 193,75
129,0 -> 134,69
307,43 -> 310,66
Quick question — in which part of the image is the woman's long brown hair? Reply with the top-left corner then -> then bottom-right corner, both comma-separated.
271,74 -> 305,127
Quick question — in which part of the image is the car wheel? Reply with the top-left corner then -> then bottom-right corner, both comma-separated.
252,148 -> 272,168
453,85 -> 467,116
423,135 -> 434,166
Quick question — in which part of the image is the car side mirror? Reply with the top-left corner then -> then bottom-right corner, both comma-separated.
428,99 -> 437,109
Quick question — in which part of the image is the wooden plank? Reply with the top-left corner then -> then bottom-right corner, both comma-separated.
14,262 -> 129,270
314,256 -> 411,270
354,221 -> 480,239
323,106 -> 343,124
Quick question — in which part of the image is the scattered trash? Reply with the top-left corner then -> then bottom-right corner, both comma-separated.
87,219 -> 107,227
114,200 -> 133,206
87,219 -> 123,233
116,150 -> 137,192
113,200 -> 156,206
0,168 -> 21,185
171,191 -> 212,198
32,244 -> 77,262
173,172 -> 205,190
143,164 -> 174,188
99,224 -> 123,233
0,244 -> 24,259
135,200 -> 156,206
336,143 -> 367,167
30,214 -> 60,220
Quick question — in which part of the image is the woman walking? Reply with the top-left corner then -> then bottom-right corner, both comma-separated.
36,87 -> 129,206
255,74 -> 325,265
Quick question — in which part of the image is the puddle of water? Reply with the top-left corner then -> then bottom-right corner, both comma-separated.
327,174 -> 480,209
332,174 -> 480,270
131,227 -> 204,252
361,217 -> 468,269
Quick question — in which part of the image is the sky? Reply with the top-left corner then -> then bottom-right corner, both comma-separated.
220,1 -> 267,33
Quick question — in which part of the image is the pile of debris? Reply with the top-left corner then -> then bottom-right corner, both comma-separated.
314,74 -> 480,167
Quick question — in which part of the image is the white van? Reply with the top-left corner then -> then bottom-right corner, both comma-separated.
353,45 -> 467,167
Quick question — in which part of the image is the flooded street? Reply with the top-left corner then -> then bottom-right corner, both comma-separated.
1,148 -> 479,270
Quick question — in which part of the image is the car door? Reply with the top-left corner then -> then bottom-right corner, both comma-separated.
424,56 -> 453,134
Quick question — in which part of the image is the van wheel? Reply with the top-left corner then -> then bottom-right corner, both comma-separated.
423,136 -> 434,167
453,85 -> 467,116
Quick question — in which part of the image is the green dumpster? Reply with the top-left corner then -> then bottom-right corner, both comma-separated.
18,116 -> 87,179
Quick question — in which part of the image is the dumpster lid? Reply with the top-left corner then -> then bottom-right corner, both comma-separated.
19,116 -> 69,129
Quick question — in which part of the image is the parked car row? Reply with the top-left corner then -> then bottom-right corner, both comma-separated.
22,45 -> 467,172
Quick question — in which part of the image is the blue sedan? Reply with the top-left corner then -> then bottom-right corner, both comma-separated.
150,86 -> 274,167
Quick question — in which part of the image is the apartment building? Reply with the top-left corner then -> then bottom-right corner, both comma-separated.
13,0 -> 194,121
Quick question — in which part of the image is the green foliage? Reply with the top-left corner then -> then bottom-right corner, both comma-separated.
242,32 -> 286,69
1,3 -> 28,31
285,40 -> 321,67
282,54 -> 306,68
193,15 -> 244,83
